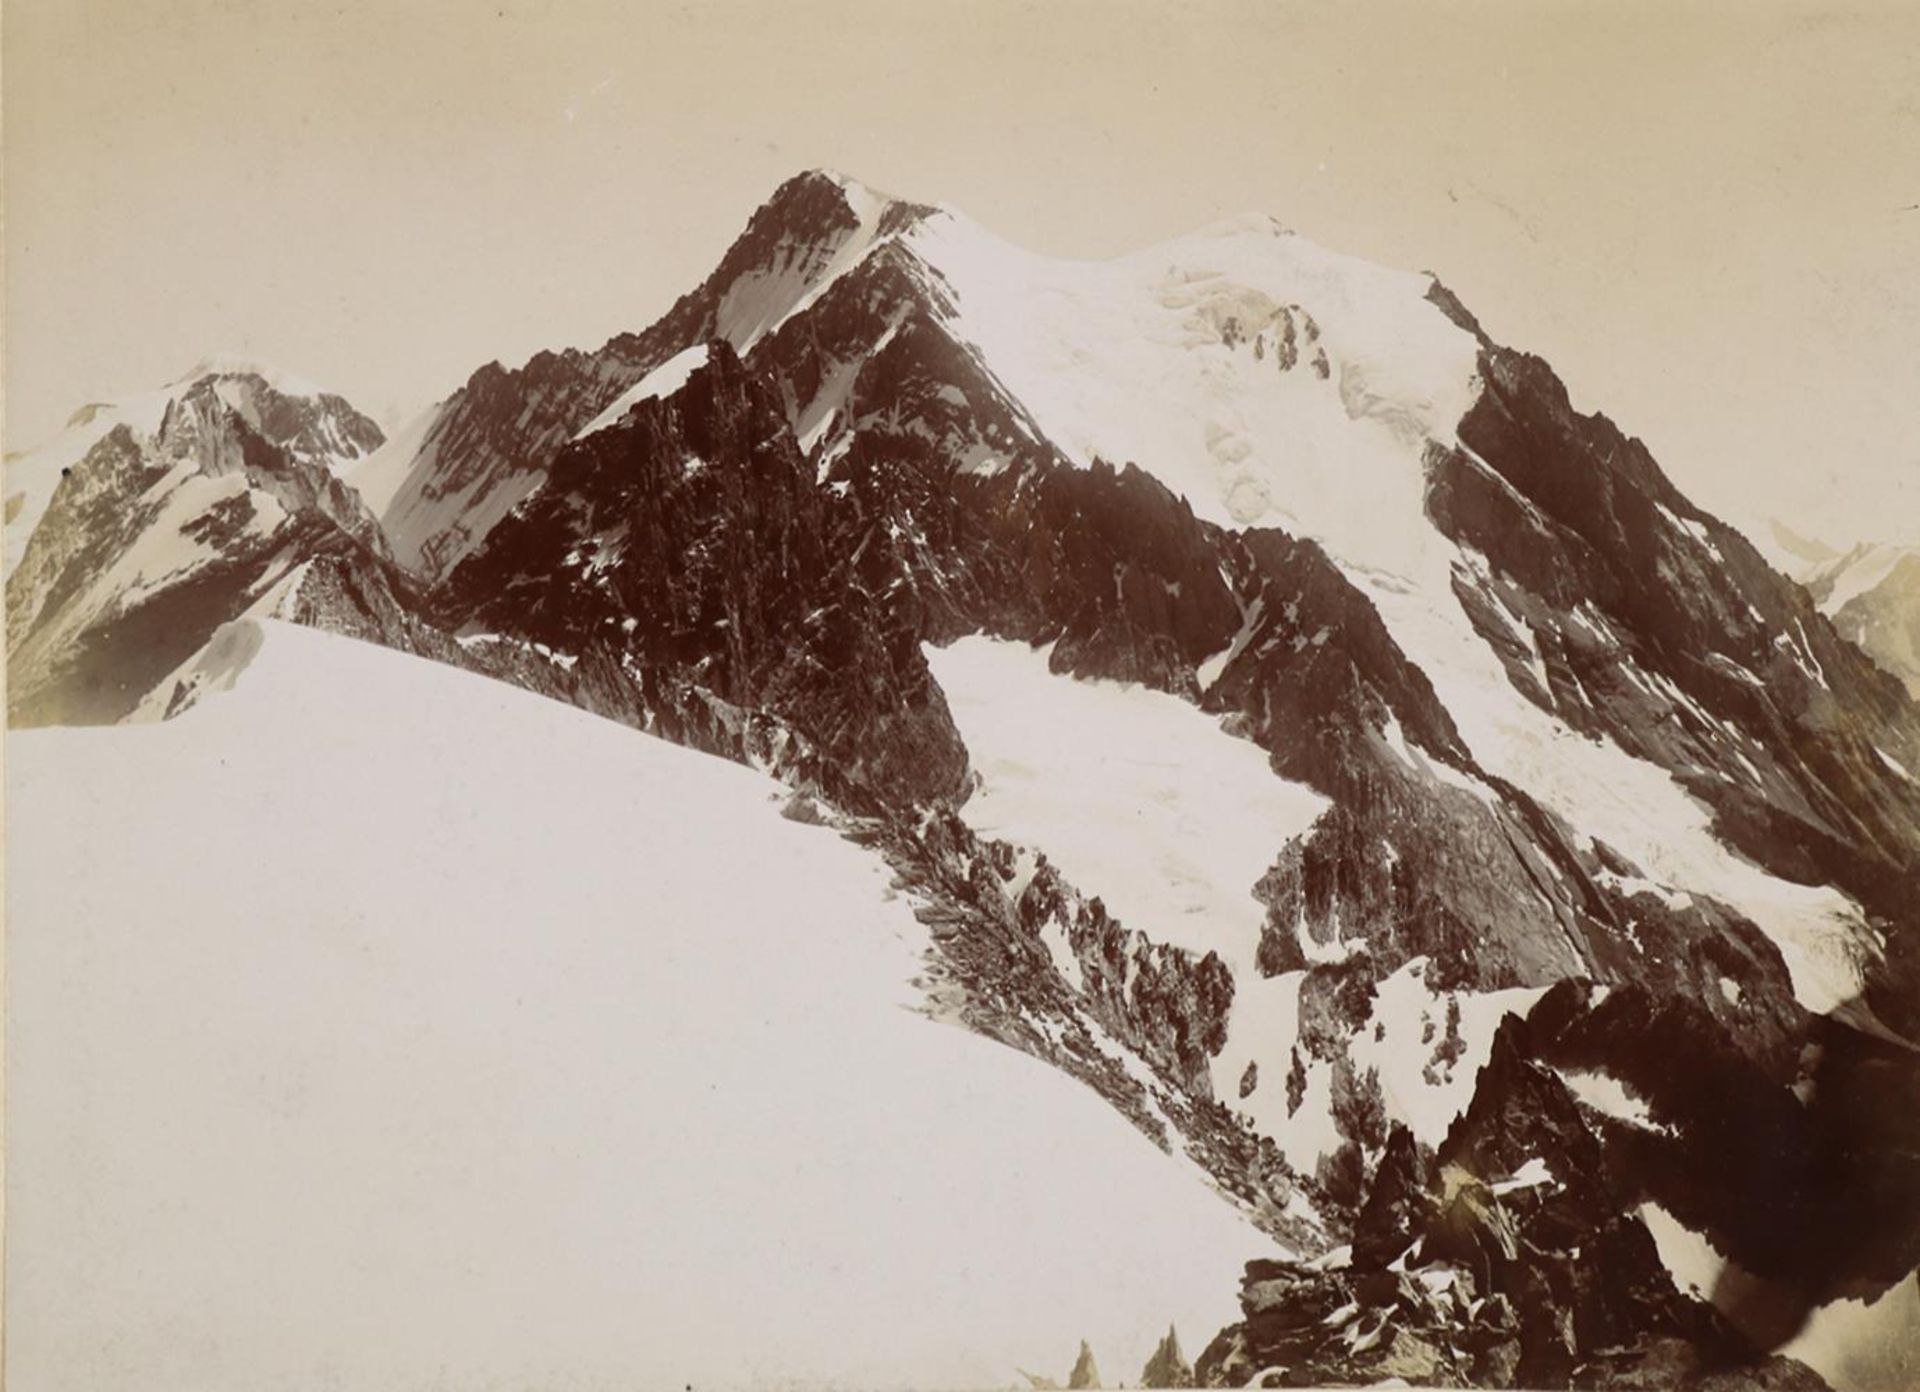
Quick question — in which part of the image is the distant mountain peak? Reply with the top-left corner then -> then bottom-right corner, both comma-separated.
1066,1339 -> 1101,1389
1139,1324 -> 1192,1388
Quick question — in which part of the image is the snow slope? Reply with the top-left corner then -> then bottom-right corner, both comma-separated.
907,204 -> 1480,550
927,637 -> 1327,1129
6,621 -> 1274,1392
1359,560 -> 1874,1016
342,400 -> 439,519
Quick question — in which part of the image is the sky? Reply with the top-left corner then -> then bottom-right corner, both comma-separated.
5,0 -> 1917,545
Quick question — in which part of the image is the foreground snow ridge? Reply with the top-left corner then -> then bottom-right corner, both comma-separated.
7,622 -> 1273,1392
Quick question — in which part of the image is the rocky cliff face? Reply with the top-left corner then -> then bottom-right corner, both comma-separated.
1198,1144 -> 1827,1386
1428,304 -> 1920,1007
1192,1006 -> 1864,1389
439,339 -> 969,811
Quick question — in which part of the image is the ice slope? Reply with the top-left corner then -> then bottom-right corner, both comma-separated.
341,399 -> 438,519
900,206 -> 1875,1018
1361,560 -> 1874,1015
6,621 -> 1274,1392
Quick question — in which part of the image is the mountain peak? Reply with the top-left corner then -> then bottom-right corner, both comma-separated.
756,167 -> 892,229
1139,1324 -> 1192,1388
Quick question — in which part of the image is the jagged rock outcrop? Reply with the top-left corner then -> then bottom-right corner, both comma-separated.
1140,1324 -> 1194,1388
1521,979 -> 1920,1339
1067,1339 -> 1102,1389
439,338 -> 969,811
1196,1023 -> 1835,1389
364,170 -> 927,581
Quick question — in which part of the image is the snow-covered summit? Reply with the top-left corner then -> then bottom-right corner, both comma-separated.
806,165 -> 901,202
896,197 -> 1481,539
706,171 -> 1480,540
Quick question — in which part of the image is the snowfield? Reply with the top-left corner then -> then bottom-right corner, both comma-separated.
7,621 -> 1274,1392
926,634 -> 1329,1132
927,634 -> 1329,968
908,203 -> 1481,545
926,636 -> 1547,1169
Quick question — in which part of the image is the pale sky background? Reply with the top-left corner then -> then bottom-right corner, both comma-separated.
5,0 -> 1917,545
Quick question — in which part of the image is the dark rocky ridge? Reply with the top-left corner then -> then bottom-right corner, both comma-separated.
440,339 -> 969,812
